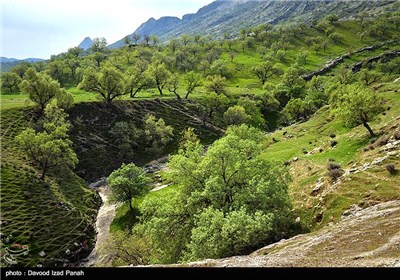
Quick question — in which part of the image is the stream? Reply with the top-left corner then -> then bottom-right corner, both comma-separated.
81,185 -> 116,267
81,161 -> 169,267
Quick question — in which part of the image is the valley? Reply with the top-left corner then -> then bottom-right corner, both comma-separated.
1,0 -> 400,268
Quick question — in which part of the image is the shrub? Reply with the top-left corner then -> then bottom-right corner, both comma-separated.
327,162 -> 341,171
385,163 -> 396,175
328,168 -> 344,182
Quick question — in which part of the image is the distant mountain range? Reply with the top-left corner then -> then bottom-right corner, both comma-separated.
0,57 -> 45,63
1,57 -> 46,72
109,0 -> 400,48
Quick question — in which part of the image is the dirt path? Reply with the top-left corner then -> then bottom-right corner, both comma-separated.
82,186 -> 116,267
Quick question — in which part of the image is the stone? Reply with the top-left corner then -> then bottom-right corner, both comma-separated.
311,178 -> 323,196
39,251 -> 46,257
89,177 -> 107,189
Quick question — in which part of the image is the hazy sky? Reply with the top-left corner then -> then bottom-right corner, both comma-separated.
1,0 -> 214,59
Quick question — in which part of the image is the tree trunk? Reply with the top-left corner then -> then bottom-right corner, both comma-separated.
40,163 -> 48,180
157,85 -> 163,95
363,121 -> 375,137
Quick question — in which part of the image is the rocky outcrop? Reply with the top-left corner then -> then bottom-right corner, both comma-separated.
178,201 -> 400,267
302,41 -> 399,81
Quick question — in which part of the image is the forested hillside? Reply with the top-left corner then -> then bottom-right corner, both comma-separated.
1,7 -> 400,267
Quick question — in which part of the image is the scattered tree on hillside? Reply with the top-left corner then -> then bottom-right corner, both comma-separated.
150,35 -> 159,47
333,83 -> 385,137
19,68 -> 63,113
110,121 -> 141,158
203,92 -> 228,118
15,104 -> 78,179
205,75 -> 227,95
167,74 -> 182,101
237,97 -> 265,128
64,58 -> 80,81
282,98 -> 308,122
126,65 -> 150,98
146,61 -> 172,95
78,63 -> 130,104
224,105 -> 250,126
131,33 -> 141,45
1,72 -> 22,93
143,115 -> 174,154
184,71 -> 201,99
252,62 -> 282,85
89,37 -> 108,53
108,163 -> 150,210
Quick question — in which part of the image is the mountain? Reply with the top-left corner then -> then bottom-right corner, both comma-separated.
109,0 -> 399,48
78,37 -> 94,50
0,57 -> 44,63
0,57 -> 45,72
0,57 -> 20,63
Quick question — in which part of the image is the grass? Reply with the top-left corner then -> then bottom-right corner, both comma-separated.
260,81 -> 400,230
110,184 -> 179,233
0,108 -> 101,267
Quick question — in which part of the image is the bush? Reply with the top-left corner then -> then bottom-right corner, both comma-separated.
328,168 -> 344,182
327,162 -> 344,182
385,163 -> 396,175
327,162 -> 341,171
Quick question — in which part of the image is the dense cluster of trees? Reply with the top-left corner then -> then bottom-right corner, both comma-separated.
110,125 -> 297,265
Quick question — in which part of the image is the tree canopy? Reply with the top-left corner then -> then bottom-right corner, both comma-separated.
108,163 -> 150,210
78,63 -> 130,103
134,125 -> 294,263
19,68 -> 63,113
332,83 -> 385,136
15,104 -> 78,179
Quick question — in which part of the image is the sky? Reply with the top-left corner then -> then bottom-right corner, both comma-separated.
1,0 -> 214,59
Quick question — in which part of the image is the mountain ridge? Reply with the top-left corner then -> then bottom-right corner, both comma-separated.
109,0 -> 400,49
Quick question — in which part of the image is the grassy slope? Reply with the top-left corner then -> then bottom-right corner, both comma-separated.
260,81 -> 400,230
68,99 -> 224,182
0,108 -> 101,267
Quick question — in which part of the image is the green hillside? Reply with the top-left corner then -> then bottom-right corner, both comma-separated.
1,10 -> 400,267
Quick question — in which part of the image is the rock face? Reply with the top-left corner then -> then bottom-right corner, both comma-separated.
176,201 -> 400,267
109,0 -> 398,49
